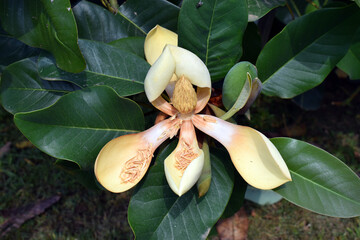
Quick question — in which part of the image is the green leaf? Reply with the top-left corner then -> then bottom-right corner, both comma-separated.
247,0 -> 285,21
73,1 -> 145,42
0,0 -> 86,73
38,39 -> 150,97
0,34 -> 41,68
0,59 -> 78,114
109,37 -> 145,58
118,0 -> 180,33
257,5 -> 360,98
14,86 -> 144,169
178,0 -> 248,81
128,142 -> 234,240
337,26 -> 360,80
272,137 -> 360,217
355,0 -> 360,8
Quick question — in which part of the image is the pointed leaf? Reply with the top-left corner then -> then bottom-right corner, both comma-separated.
247,0 -> 285,21
38,39 -> 150,96
272,137 -> 360,217
178,0 -> 248,81
257,5 -> 360,98
0,59 -> 78,114
0,0 -> 86,73
73,1 -> 145,42
128,142 -> 234,240
14,86 -> 144,169
118,0 -> 180,33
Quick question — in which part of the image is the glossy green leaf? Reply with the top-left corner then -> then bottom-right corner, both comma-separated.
0,0 -> 85,73
247,0 -> 285,21
14,86 -> 144,169
355,0 -> 360,8
337,26 -> 360,80
73,1 -> 145,42
178,0 -> 248,81
128,142 -> 234,240
118,0 -> 180,33
257,5 -> 360,98
0,59 -> 78,114
109,37 -> 145,58
38,39 -> 150,96
272,137 -> 360,217
0,34 -> 41,68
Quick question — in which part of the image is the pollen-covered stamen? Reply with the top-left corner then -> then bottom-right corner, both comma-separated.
172,75 -> 198,114
175,140 -> 199,173
120,144 -> 153,183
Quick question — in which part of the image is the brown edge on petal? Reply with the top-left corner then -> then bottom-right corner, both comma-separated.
195,87 -> 211,114
152,95 -> 178,116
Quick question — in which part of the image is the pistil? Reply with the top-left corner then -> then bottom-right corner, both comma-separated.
172,75 -> 198,114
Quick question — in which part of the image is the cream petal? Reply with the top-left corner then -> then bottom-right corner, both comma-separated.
164,120 -> 204,196
144,46 -> 176,102
192,115 -> 292,190
144,25 -> 178,65
95,118 -> 182,193
168,45 -> 211,89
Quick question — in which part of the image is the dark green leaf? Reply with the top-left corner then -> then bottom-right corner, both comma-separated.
0,0 -> 86,73
257,5 -> 360,98
0,59 -> 77,114
0,34 -> 41,68
128,142 -> 234,240
119,0 -> 180,33
109,37 -> 145,58
272,137 -> 360,217
247,0 -> 285,21
178,0 -> 248,81
14,86 -> 145,169
355,0 -> 360,8
38,39 -> 150,96
337,26 -> 360,80
73,1 -> 145,42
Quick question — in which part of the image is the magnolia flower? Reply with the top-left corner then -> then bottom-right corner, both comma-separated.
95,25 -> 292,196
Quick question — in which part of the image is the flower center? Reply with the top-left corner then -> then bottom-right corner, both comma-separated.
171,75 -> 197,114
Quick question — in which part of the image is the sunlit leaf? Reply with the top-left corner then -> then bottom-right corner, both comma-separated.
178,0 -> 248,81
128,142 -> 234,239
272,137 -> 360,217
0,0 -> 85,73
14,86 -> 145,169
38,39 -> 150,97
257,5 -> 360,98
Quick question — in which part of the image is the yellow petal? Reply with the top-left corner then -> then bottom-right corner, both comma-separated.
168,45 -> 211,89
95,118 -> 182,193
192,115 -> 292,190
144,46 -> 176,102
144,25 -> 178,65
164,120 -> 204,196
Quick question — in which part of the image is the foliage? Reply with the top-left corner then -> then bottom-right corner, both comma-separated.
1,0 -> 360,238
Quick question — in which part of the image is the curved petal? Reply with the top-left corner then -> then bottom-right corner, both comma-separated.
144,46 -> 176,102
95,118 -> 182,193
151,95 -> 178,116
164,120 -> 204,196
194,87 -> 211,114
168,45 -> 211,89
144,25 -> 178,65
192,115 -> 292,190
